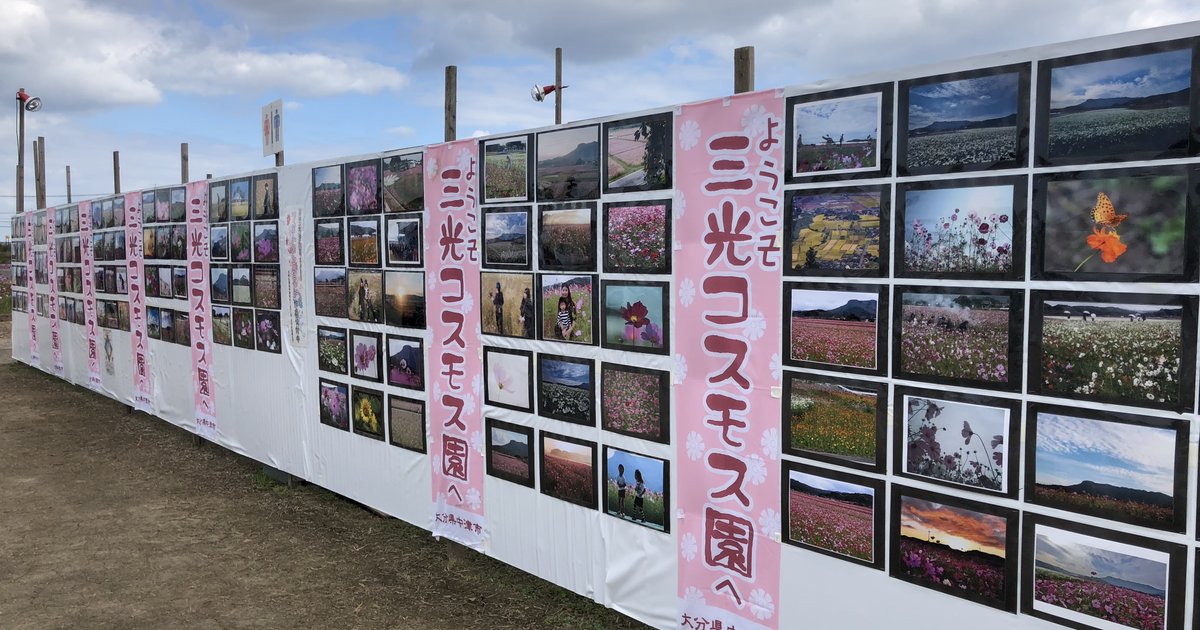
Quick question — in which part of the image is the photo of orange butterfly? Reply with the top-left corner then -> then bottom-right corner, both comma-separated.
1091,192 -> 1128,229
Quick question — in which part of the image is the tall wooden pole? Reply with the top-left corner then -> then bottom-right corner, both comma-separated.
113,151 -> 121,194
65,166 -> 72,203
275,150 -> 284,167
444,65 -> 457,142
15,87 -> 25,214
554,47 -> 563,125
734,46 -> 755,94
34,137 -> 47,209
180,142 -> 189,183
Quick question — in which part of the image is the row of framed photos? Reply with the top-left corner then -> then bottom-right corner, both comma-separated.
311,154 -> 423,217
313,213 -> 421,268
209,221 -> 280,264
11,264 -> 26,288
211,306 -> 282,353
785,36 -> 1200,181
9,290 -> 32,314
785,472 -> 1188,628
317,378 -> 426,449
784,284 -> 1199,412
140,188 -> 191,224
312,267 -> 425,328
210,264 -> 281,310
139,224 -> 190,261
316,327 -> 425,391
209,174 -> 279,223
783,165 -> 1200,283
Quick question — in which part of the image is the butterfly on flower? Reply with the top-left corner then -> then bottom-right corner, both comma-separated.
1091,192 -> 1128,229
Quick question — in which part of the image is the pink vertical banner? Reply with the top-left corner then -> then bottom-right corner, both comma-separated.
80,201 -> 102,389
125,192 -> 153,412
186,182 -> 217,437
424,141 -> 486,547
25,213 -> 38,363
674,91 -> 784,630
46,206 -> 63,376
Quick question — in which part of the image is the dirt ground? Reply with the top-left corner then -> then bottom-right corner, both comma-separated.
0,321 -> 647,630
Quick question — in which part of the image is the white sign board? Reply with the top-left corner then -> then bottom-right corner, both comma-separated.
261,99 -> 284,157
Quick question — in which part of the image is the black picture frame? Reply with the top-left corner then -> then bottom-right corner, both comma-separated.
1026,402 -> 1189,533
483,346 -> 534,412
210,265 -> 230,305
252,265 -> 281,310
539,430 -> 598,509
537,273 -> 596,346
228,179 -> 251,221
318,378 -> 350,432
313,267 -> 348,319
538,202 -> 597,272
350,385 -> 386,442
384,213 -> 423,267
141,190 -> 156,224
483,206 -> 532,270
601,112 -> 672,194
252,172 -> 279,220
228,221 -> 252,263
385,334 -> 424,391
481,134 -> 534,203
387,394 -> 427,454
602,445 -> 670,533
312,164 -> 345,217
485,417 -> 535,488
600,279 -> 670,356
781,370 -> 886,473
314,218 -> 345,267
212,305 -> 232,346
537,353 -> 595,427
481,271 -> 536,340
382,151 -> 424,214
232,307 -> 255,349
897,62 -> 1031,176
382,270 -> 425,330
786,82 -> 894,183
347,216 -> 382,268
316,325 -> 348,375
254,309 -> 282,354
784,185 -> 889,277
781,460 -> 884,569
536,124 -> 600,202
210,224 -> 229,262
895,175 -> 1027,281
209,181 -> 228,224
348,329 -> 383,383
344,158 -> 382,216
602,199 -> 672,274
783,281 -> 888,376
252,221 -> 279,263
599,362 -> 670,445
347,269 -> 383,325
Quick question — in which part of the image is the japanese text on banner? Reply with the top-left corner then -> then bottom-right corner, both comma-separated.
125,192 -> 153,411
186,182 -> 217,437
80,201 -> 102,389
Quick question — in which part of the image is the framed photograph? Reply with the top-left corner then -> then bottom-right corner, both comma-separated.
783,282 -> 887,376
101,200 -> 114,228
481,271 -> 535,339
252,221 -> 279,263
898,63 -> 1031,175
230,266 -> 252,306
387,395 -> 426,453
158,266 -> 174,299
212,305 -> 232,345
347,270 -> 383,324
155,226 -> 170,259
483,347 -> 533,412
384,214 -> 422,267
210,225 -> 229,262
1026,402 -> 1188,532
170,224 -> 187,260
486,417 -> 534,488
209,182 -> 228,223
383,270 -> 425,329
891,485 -> 1018,612
115,267 -> 128,294
112,197 -> 125,228
782,461 -> 884,569
894,286 -> 1023,391
169,187 -> 186,222
536,125 -> 600,201
254,310 -> 281,354
252,173 -> 278,220
142,227 -> 155,259
382,152 -> 423,213
312,165 -> 344,217
603,200 -> 671,274
111,268 -> 123,295
351,385 -> 385,441
602,112 -> 672,194
539,202 -> 596,271
314,218 -> 345,266
313,267 -> 348,319
385,334 -> 424,391
603,446 -> 669,532
782,371 -> 886,472
345,159 -> 381,215
349,329 -> 383,383
894,386 -> 1020,497
600,362 -> 669,444
347,216 -> 381,267
232,308 -> 255,349
787,83 -> 893,182
147,306 -> 161,339
897,176 -> 1026,280
481,134 -> 532,203
172,267 -> 186,297
785,186 -> 887,277
1029,290 -> 1197,411
1032,165 -> 1198,282
538,274 -> 595,345
537,354 -> 594,426
143,265 -> 158,298
483,206 -> 531,270
600,280 -> 669,355
539,431 -> 598,509
1035,37 -> 1199,166
159,308 -> 176,342
1023,514 -> 1185,630
142,190 -> 156,224
318,379 -> 350,431
229,179 -> 250,221
317,326 -> 348,375
229,222 -> 252,263
154,188 -> 171,223
118,302 -> 130,331
253,265 -> 281,310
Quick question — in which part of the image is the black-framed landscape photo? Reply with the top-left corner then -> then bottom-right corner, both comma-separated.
142,190 -> 156,224
209,181 -> 228,223
229,265 -> 251,305
314,218 -> 345,266
385,214 -> 422,267
347,270 -> 383,324
891,485 -> 1018,612
538,273 -> 595,345
481,271 -> 536,339
538,202 -> 596,271
387,394 -> 426,454
349,329 -> 383,383
783,282 -> 887,376
897,176 -> 1026,280
385,334 -> 424,391
602,199 -> 672,274
537,354 -> 594,426
483,206 -> 532,270
318,378 -> 350,431
252,173 -> 279,220
253,221 -> 279,263
894,386 -> 1020,498
347,217 -> 381,268
894,286 -> 1023,392
169,186 -> 186,222
784,186 -> 887,277
536,125 -> 600,201
252,265 -> 281,310
255,309 -> 281,354
599,362 -> 669,444
210,266 -> 230,304
782,370 -> 886,472
210,225 -> 229,262
539,431 -> 598,509
603,446 -> 669,533
313,267 -> 348,319
229,179 -> 250,221
786,82 -> 893,182
345,158 -> 381,215
486,417 -> 534,488
898,63 -> 1031,175
317,326 -> 348,375
1035,37 -> 1199,167
481,134 -> 533,203
212,305 -> 232,346
1032,165 -> 1198,282
382,152 -> 423,213
1026,402 -> 1188,533
383,270 -> 425,330
1029,290 -> 1197,412
484,346 -> 534,412
1022,513 -> 1186,630
782,461 -> 884,569
351,385 -> 385,441
312,165 -> 344,217
602,112 -> 672,194
600,280 -> 669,355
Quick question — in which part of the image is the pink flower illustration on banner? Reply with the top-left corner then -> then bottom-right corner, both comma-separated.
749,589 -> 776,620
679,119 -> 701,150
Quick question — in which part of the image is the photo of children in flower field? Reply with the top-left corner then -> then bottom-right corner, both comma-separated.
312,165 -> 343,217
787,285 -> 880,371
347,270 -> 383,324
484,348 -> 532,412
540,433 -> 597,508
900,180 -> 1020,277
898,289 -> 1016,387
539,204 -> 595,271
482,136 -> 530,202
791,91 -> 883,178
603,447 -> 668,532
482,272 -> 535,339
899,392 -> 1011,494
486,419 -> 533,487
387,395 -> 425,453
318,380 -> 349,431
351,386 -> 385,441
786,465 -> 880,565
382,153 -> 423,213
601,281 -> 668,354
784,372 -> 882,469
539,274 -> 593,344
603,201 -> 670,274
600,363 -> 668,443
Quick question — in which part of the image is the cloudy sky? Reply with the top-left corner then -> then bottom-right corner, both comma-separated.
3,0 -> 1199,239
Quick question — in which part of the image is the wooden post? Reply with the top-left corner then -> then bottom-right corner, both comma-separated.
275,151 -> 284,167
65,166 -> 72,203
16,87 -> 25,214
554,47 -> 563,125
180,142 -> 189,183
444,65 -> 457,142
734,46 -> 755,94
34,137 -> 46,209
206,173 -> 212,179
113,150 -> 121,194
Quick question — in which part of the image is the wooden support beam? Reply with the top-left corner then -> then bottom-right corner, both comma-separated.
34,137 -> 46,209
734,46 -> 755,94
444,65 -> 457,142
180,142 -> 189,183
113,151 -> 121,194
555,47 -> 563,125
65,166 -> 72,203
275,151 -> 284,167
